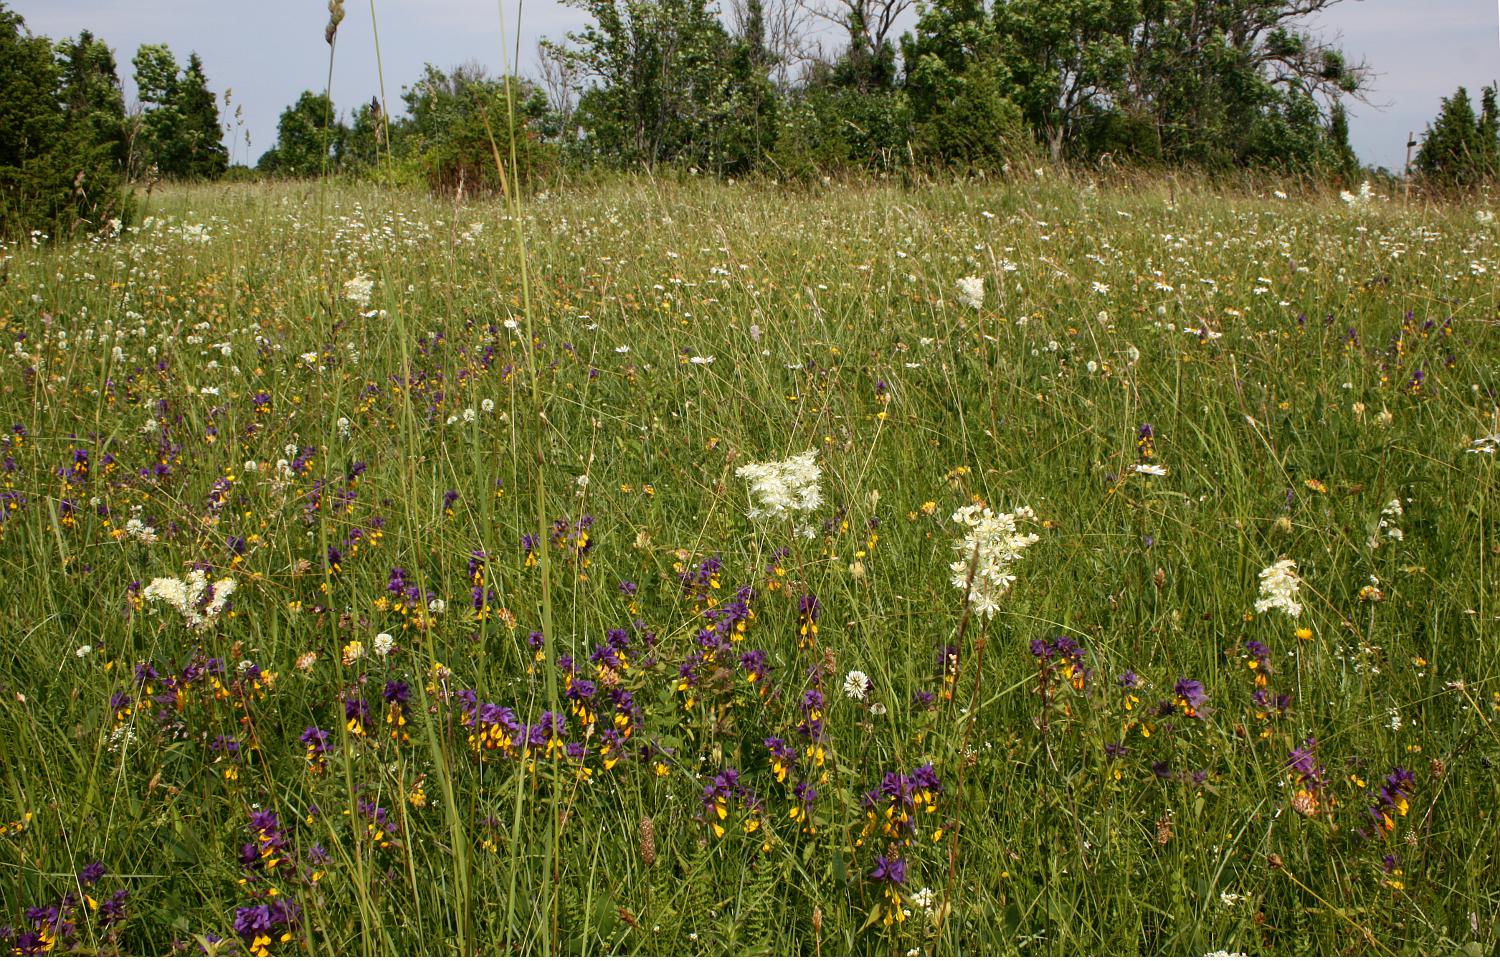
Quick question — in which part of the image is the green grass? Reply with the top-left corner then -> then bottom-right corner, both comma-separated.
0,174 -> 1497,955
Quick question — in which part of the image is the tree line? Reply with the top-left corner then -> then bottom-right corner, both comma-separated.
2,0 -> 1497,238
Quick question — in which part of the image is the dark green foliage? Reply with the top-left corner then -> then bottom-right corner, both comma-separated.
398,64 -> 557,193
1415,85 -> 1500,187
174,54 -> 229,179
769,82 -> 912,178
552,0 -> 777,173
901,0 -> 1028,172
130,44 -> 227,180
0,5 -> 128,238
258,91 -> 343,178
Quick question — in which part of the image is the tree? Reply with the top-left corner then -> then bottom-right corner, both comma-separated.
1415,85 -> 1497,187
131,42 -> 179,177
397,63 -> 556,192
257,91 -> 344,177
1325,99 -> 1359,183
992,0 -> 1137,163
807,0 -> 911,92
551,0 -> 778,172
174,53 -> 228,178
1120,0 -> 1367,168
129,45 -> 227,179
901,0 -> 1028,170
0,5 -> 127,237
56,30 -> 126,172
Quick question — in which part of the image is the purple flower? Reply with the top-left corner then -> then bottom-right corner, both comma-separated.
1173,678 -> 1208,713
869,855 -> 907,885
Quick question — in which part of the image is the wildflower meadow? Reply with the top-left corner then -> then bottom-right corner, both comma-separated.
1,173 -> 1498,955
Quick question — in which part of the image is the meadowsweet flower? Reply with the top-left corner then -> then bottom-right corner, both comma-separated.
342,273 -> 373,307
1254,559 -> 1302,619
142,570 -> 237,631
735,450 -> 822,520
954,276 -> 984,309
842,670 -> 870,700
949,503 -> 1040,619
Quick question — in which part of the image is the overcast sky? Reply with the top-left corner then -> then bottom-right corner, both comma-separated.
10,0 -> 1500,171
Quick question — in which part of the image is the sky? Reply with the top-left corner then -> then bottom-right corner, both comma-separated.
10,0 -> 1500,171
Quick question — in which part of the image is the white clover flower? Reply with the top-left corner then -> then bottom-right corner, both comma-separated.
372,633 -> 394,657
123,516 -> 158,545
428,598 -> 446,615
955,276 -> 985,309
736,450 -> 823,520
842,670 -> 870,700
950,503 -> 1041,620
480,398 -> 495,413
1132,464 -> 1169,476
343,273 -> 374,307
75,645 -> 92,658
1254,558 -> 1303,620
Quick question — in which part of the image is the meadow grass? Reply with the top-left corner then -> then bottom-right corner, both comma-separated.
0,173 -> 1498,955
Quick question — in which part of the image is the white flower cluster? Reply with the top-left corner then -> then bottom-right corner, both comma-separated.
1369,498 -> 1404,549
142,570 -> 237,631
342,273 -> 374,307
949,503 -> 1040,619
1466,433 -> 1500,454
1340,181 -> 1377,206
954,276 -> 985,309
735,450 -> 823,521
123,516 -> 158,545
1253,558 -> 1302,620
842,669 -> 870,700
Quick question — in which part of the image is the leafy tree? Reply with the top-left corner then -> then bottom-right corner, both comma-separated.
257,91 -> 345,177
552,0 -> 777,172
131,42 -> 179,177
994,0 -> 1138,163
0,5 -> 127,237
901,0 -> 1028,171
1415,85 -> 1498,187
1120,0 -> 1366,168
398,63 -> 555,192
340,98 -> 388,174
130,45 -> 227,179
174,53 -> 228,178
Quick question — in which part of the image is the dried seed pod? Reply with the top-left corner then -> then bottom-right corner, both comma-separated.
639,815 -> 657,867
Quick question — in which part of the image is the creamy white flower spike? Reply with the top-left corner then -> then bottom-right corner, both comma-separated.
142,570 -> 237,631
343,273 -> 374,307
735,450 -> 823,521
1254,558 -> 1303,620
954,276 -> 985,309
950,503 -> 1041,619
